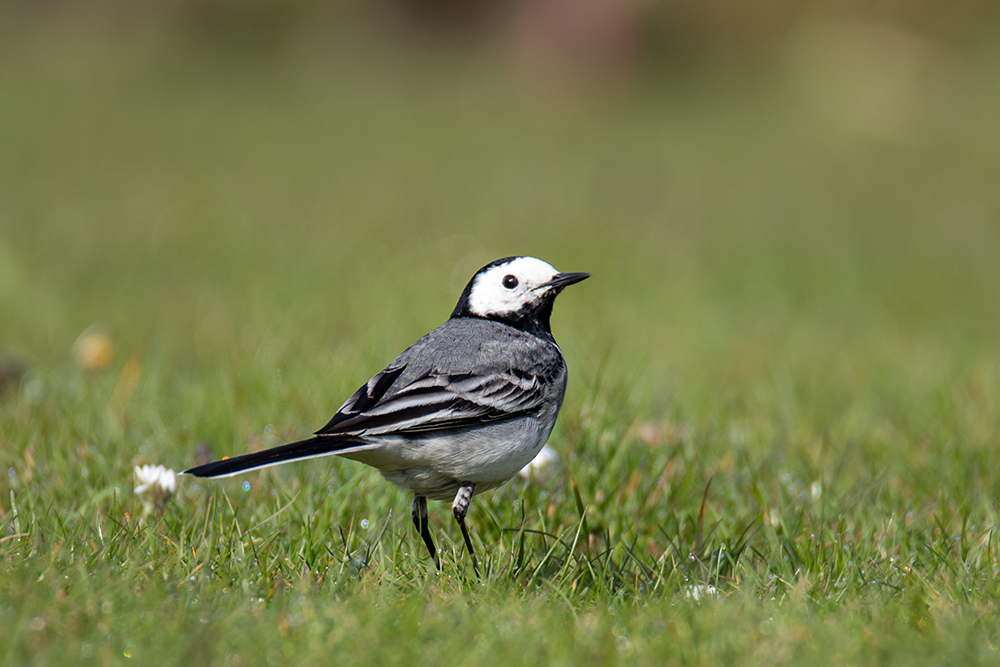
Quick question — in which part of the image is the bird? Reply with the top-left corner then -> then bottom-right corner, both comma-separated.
183,256 -> 589,573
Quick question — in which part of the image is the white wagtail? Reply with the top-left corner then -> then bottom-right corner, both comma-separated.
183,256 -> 589,572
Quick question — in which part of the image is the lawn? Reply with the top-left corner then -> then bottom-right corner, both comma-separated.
2,9 -> 1000,666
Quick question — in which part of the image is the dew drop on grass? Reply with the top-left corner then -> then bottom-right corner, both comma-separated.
361,519 -> 369,529
243,481 -> 251,491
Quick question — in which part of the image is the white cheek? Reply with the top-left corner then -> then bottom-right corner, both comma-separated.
465,258 -> 560,317
468,281 -> 525,316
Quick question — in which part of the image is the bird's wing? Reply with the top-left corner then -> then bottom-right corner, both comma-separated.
315,365 -> 550,436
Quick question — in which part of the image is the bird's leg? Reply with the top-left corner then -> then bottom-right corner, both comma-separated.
452,483 -> 480,576
412,494 -> 440,569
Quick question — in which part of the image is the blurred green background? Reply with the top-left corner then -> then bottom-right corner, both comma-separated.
2,1 -> 1000,664
3,0 -> 998,384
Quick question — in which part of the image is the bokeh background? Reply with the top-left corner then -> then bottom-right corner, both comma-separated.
4,0 -> 1000,414
4,1 -> 999,366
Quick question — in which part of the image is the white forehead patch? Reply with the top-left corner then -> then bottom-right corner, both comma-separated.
468,257 -> 560,317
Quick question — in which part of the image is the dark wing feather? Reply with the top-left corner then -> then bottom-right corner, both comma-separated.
315,366 -> 551,437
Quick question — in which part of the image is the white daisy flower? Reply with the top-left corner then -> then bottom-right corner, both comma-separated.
685,585 -> 718,601
519,445 -> 558,480
134,465 -> 178,518
134,464 -> 177,495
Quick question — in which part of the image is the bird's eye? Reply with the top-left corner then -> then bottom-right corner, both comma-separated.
502,275 -> 519,289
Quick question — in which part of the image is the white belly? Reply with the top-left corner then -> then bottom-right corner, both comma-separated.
340,415 -> 555,500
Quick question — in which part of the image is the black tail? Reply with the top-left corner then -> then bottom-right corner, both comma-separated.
183,436 -> 371,478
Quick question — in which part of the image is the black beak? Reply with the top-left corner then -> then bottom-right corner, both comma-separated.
536,272 -> 590,291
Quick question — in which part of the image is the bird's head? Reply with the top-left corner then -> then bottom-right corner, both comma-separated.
451,257 -> 589,339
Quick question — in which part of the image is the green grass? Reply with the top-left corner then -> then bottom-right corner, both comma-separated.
3,11 -> 1000,666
